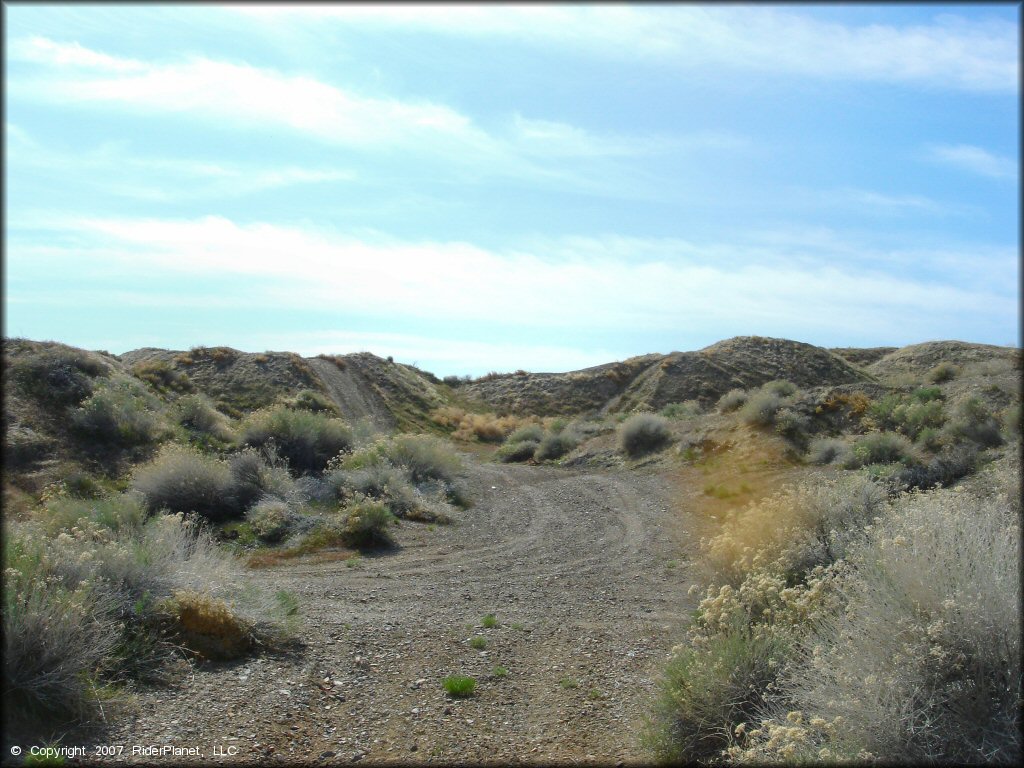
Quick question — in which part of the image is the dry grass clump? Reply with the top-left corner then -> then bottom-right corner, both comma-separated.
430,406 -> 528,443
928,360 -> 959,383
241,405 -> 353,474
246,498 -> 295,543
738,390 -> 784,427
161,589 -> 252,661
379,434 -> 462,485
284,389 -> 340,415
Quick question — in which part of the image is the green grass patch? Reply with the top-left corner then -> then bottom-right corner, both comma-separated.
481,613 -> 498,628
469,635 -> 488,650
442,675 -> 476,698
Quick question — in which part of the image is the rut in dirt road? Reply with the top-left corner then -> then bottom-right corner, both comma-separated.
89,461 -> 700,765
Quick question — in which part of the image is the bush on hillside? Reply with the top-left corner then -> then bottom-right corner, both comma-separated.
342,500 -> 396,549
241,405 -> 353,475
761,379 -> 798,397
806,437 -> 850,466
534,431 -> 578,461
944,397 -> 1004,448
71,379 -> 167,446
717,388 -> 748,413
660,401 -> 702,419
7,344 -> 108,405
176,393 -> 235,443
496,439 -> 539,463
227,449 -> 295,512
246,498 -> 295,543
619,413 -> 672,457
132,359 -> 193,394
132,445 -> 235,521
505,424 -> 545,444
738,391 -> 783,427
845,431 -> 918,468
928,361 -> 958,383
286,389 -> 339,415
380,435 -> 461,484
891,444 -> 979,492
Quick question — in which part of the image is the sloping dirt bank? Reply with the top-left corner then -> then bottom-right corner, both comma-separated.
85,460 -> 698,765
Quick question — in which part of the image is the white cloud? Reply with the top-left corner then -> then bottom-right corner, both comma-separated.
232,5 -> 1019,92
10,216 -> 1016,347
925,144 -> 1017,180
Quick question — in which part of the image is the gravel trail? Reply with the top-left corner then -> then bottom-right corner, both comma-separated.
88,460 -> 698,765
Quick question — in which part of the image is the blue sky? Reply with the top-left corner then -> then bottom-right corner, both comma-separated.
4,3 -> 1019,376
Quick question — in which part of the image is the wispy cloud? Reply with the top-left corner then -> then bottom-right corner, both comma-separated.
925,143 -> 1018,180
8,216 -> 1016,350
233,5 -> 1019,93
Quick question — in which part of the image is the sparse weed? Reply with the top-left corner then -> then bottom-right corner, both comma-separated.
481,613 -> 498,628
559,677 -> 579,690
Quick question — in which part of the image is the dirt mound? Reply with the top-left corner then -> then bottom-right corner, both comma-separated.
459,338 -> 872,417
830,346 -> 899,367
867,341 -> 1020,382
458,355 -> 661,416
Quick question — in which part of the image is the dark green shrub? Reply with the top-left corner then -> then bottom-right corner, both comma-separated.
241,406 -> 353,475
911,386 -> 944,403
71,380 -> 165,446
619,413 -> 671,457
535,432 -> 578,461
496,439 -> 539,463
131,445 -> 235,521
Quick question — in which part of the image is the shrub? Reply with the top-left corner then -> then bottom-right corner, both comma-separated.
286,389 -> 339,415
778,488 -> 1020,762
892,444 -> 979,492
646,614 -> 788,763
506,424 -> 544,444
738,391 -> 783,427
944,397 -> 1004,448
773,407 -> 811,443
132,359 -> 193,393
247,499 -> 294,543
761,379 -> 797,397
717,388 -> 747,413
333,463 -> 421,519
481,613 -> 498,628
1004,404 -> 1022,440
496,439 -> 539,463
132,445 -> 235,521
660,401 -> 701,419
40,493 -> 148,535
619,413 -> 671,457
806,438 -> 850,466
535,432 -> 578,461
71,380 -> 166,446
442,675 -> 476,698
911,386 -> 944,403
845,431 -> 918,468
928,361 -> 958,383
176,394 -> 234,443
8,345 -> 108,405
469,635 -> 487,650
381,435 -> 461,484
227,448 -> 294,513
342,500 -> 395,548
241,406 -> 353,475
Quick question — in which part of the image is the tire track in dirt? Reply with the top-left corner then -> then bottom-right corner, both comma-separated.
86,459 -> 700,765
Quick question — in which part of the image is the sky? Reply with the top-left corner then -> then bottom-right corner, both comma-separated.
3,3 -> 1020,376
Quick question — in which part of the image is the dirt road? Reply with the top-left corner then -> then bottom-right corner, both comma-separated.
90,460 -> 698,765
